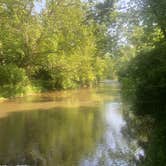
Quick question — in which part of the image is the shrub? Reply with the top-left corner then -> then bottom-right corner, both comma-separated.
0,65 -> 29,97
119,42 -> 166,117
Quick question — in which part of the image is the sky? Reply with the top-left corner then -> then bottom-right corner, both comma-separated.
34,0 -> 46,13
34,0 -> 130,13
34,0 -> 105,13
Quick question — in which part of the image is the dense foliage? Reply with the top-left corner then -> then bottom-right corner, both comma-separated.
0,0 -> 166,165
119,42 -> 166,116
118,0 -> 166,165
0,0 -> 117,97
0,65 -> 28,97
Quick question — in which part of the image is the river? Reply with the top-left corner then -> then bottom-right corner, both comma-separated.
0,82 -> 143,166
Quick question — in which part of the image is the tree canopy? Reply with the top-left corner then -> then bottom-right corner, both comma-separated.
0,0 -> 118,97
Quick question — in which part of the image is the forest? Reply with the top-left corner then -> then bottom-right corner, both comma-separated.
0,0 -> 120,98
0,0 -> 166,165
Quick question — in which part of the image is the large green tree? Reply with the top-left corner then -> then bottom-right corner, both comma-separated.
0,0 -> 111,97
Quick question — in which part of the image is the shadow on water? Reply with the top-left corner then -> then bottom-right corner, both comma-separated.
122,102 -> 166,166
0,83 -> 142,166
0,107 -> 104,166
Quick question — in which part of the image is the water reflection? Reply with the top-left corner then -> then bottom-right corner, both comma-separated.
0,107 -> 104,165
0,84 -> 120,118
0,83 -> 139,165
80,103 -> 135,166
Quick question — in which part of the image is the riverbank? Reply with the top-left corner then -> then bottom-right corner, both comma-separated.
0,84 -> 41,102
0,82 -> 139,165
0,97 -> 7,102
0,83 -> 121,118
0,80 -> 117,102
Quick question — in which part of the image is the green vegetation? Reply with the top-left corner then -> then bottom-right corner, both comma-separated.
0,0 -> 118,98
119,42 -> 166,115
0,65 -> 29,97
1,0 -> 166,164
118,0 -> 166,165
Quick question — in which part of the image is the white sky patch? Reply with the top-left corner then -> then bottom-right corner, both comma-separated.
34,0 -> 104,11
34,0 -> 46,13
116,0 -> 131,12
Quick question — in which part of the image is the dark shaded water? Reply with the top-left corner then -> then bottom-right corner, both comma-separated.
0,83 -> 142,165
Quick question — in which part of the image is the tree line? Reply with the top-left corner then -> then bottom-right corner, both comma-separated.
118,0 -> 166,165
0,0 -> 117,97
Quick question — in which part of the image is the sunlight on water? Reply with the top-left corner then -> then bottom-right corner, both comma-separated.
80,103 -> 136,166
0,87 -> 119,118
0,83 -> 142,165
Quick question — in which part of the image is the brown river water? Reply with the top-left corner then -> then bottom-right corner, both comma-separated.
0,82 -> 143,166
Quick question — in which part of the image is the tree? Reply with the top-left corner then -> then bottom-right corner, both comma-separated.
0,0 -> 110,96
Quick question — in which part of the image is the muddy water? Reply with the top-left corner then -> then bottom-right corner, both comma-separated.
0,83 -> 140,166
